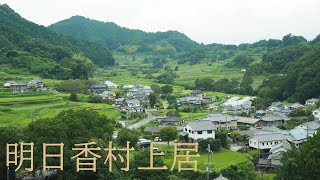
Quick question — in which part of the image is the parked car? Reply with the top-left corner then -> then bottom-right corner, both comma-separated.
140,140 -> 151,148
154,137 -> 162,142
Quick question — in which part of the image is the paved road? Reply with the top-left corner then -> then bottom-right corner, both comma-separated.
230,143 -> 244,152
127,112 -> 157,130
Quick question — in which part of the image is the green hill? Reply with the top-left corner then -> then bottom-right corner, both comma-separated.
0,4 -> 114,80
49,15 -> 200,53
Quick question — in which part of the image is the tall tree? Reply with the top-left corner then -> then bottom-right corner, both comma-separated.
276,131 -> 320,179
159,126 -> 177,146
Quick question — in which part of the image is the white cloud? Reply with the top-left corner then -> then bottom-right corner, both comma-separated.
1,0 -> 319,44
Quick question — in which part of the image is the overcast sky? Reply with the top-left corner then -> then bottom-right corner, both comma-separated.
1,0 -> 320,44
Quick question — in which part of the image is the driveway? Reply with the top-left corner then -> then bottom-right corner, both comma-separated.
127,112 -> 157,130
230,143 -> 244,152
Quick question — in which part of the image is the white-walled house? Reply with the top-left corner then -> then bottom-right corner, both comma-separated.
124,99 -> 140,107
249,133 -> 287,150
313,108 -> 320,120
104,81 -> 118,89
305,98 -> 319,106
182,121 -> 216,142
4,81 -> 16,88
121,99 -> 144,113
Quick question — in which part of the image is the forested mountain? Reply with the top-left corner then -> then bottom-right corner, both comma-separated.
49,16 -> 200,54
256,37 -> 320,103
0,4 -> 114,79
49,15 -> 289,64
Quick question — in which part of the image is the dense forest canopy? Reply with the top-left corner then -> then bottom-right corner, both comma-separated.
49,16 -> 200,52
0,4 -> 114,79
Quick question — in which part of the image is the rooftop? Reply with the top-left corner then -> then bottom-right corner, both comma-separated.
202,113 -> 238,123
162,116 -> 183,122
253,132 -> 287,142
269,141 -> 291,153
187,121 -> 215,131
236,116 -> 259,125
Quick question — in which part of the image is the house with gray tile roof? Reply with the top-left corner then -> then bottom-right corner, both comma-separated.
305,98 -> 319,106
201,113 -> 238,130
10,82 -> 28,93
313,108 -> 320,120
90,84 -> 108,93
178,96 -> 203,105
121,99 -> 144,113
144,126 -> 163,135
214,175 -> 229,180
249,132 -> 287,150
4,81 -> 16,88
264,141 -> 292,167
160,116 -> 184,125
190,90 -> 204,97
182,121 -> 216,142
258,141 -> 291,168
289,102 -> 305,110
254,113 -> 289,128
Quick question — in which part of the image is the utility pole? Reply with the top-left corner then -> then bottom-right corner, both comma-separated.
306,117 -> 309,139
226,116 -> 228,131
7,167 -> 9,180
206,144 -> 212,180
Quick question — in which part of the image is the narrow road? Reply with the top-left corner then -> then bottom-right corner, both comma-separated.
127,112 -> 157,130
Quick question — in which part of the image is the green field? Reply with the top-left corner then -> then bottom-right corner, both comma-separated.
96,53 -> 265,89
0,93 -> 121,127
0,55 -> 261,127
155,145 -> 250,172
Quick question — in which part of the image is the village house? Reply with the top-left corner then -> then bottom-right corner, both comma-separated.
283,127 -> 309,147
10,82 -> 28,93
178,96 -> 203,105
257,141 -> 291,169
126,85 -> 153,95
3,81 -> 16,88
125,85 -> 152,103
180,121 -> 216,142
132,93 -> 148,100
121,99 -> 144,113
221,96 -> 253,115
236,116 -> 260,127
268,102 -> 286,111
267,141 -> 291,166
98,91 -> 116,100
104,80 -> 118,89
255,110 -> 267,118
249,132 -> 287,150
27,79 -> 44,89
159,116 -> 184,126
254,112 -> 289,128
278,121 -> 320,148
5,80 -> 45,93
214,175 -> 229,180
144,126 -> 162,136
190,90 -> 204,97
289,102 -> 305,110
114,98 -> 125,105
305,98 -> 319,106
90,84 -> 108,93
312,108 -> 320,120
250,120 -> 320,150
178,90 -> 213,106
201,113 -> 238,131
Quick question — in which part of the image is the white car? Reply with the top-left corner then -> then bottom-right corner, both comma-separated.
154,137 -> 162,142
